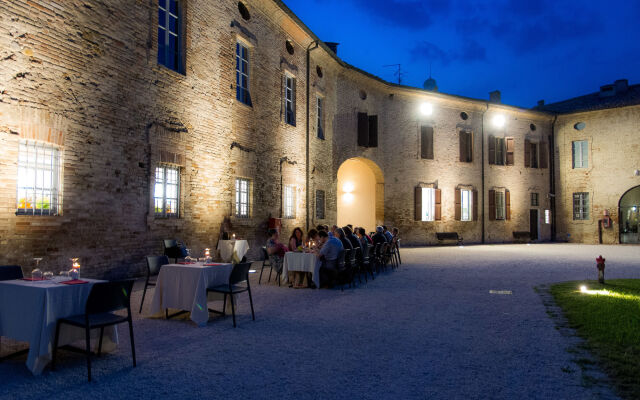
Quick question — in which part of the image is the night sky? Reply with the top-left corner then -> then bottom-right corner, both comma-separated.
283,0 -> 640,108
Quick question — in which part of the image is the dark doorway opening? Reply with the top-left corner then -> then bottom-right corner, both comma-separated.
530,209 -> 539,241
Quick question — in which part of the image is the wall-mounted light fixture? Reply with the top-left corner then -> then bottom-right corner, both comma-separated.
492,114 -> 505,128
419,102 -> 433,116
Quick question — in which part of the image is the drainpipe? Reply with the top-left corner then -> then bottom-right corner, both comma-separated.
306,40 -> 319,232
550,115 -> 558,241
481,104 -> 488,243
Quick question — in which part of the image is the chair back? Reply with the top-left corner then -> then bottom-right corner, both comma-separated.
163,239 -> 178,249
349,248 -> 357,265
337,249 -> 346,269
146,256 -> 169,276
228,262 -> 252,286
163,239 -> 187,259
374,243 -> 382,256
86,279 -> 135,315
0,265 -> 23,281
261,246 -> 269,260
362,243 -> 370,261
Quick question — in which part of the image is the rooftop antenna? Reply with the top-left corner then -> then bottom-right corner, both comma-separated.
383,63 -> 405,85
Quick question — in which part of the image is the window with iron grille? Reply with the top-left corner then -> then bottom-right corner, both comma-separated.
283,184 -> 296,218
573,192 -> 589,220
236,43 -> 252,106
317,96 -> 324,139
154,165 -> 180,217
158,0 -> 183,73
531,192 -> 539,207
316,190 -> 325,220
16,140 -> 62,216
235,178 -> 250,218
285,75 -> 296,126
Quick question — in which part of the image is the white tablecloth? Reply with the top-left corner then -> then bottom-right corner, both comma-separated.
282,252 -> 320,288
217,240 -> 250,263
150,262 -> 233,327
0,278 -> 117,375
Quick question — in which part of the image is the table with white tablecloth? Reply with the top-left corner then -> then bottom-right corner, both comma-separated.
282,252 -> 320,288
217,239 -> 250,263
150,262 -> 233,327
0,278 -> 117,375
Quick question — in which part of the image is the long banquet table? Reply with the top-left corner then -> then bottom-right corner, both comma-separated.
282,252 -> 320,288
150,262 -> 234,327
0,278 -> 117,375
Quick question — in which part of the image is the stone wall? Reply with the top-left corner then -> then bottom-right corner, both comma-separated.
554,104 -> 640,244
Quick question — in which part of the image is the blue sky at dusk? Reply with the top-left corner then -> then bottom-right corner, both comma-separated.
282,0 -> 640,108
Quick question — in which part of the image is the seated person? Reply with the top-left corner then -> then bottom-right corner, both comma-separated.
372,226 -> 387,246
307,229 -> 319,249
266,229 -> 288,261
382,225 -> 393,243
392,228 -> 400,245
317,230 -> 343,287
335,228 -> 353,251
343,226 -> 362,256
288,227 -> 304,251
357,227 -> 371,248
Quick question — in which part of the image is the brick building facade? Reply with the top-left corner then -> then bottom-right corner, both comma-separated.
0,0 -> 636,277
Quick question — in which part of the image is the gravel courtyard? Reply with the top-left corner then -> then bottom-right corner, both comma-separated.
1,244 -> 637,400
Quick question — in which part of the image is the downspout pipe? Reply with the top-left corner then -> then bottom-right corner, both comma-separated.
306,40 -> 319,232
481,104 -> 488,244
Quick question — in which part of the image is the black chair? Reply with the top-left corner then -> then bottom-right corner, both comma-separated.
163,239 -> 187,263
258,247 -> 273,285
52,280 -> 136,382
207,262 -> 255,327
0,265 -> 26,361
139,256 -> 169,313
394,238 -> 402,265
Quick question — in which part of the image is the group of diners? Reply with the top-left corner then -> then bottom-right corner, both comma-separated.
266,224 -> 400,289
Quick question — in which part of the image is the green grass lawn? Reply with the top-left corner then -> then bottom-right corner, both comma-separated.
551,279 -> 640,399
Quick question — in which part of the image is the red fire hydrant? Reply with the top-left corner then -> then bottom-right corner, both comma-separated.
596,255 -> 606,284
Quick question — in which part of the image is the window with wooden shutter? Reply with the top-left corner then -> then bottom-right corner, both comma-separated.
524,139 -> 531,168
461,189 -> 472,221
472,189 -> 478,221
414,187 -> 422,221
496,138 -> 505,165
421,125 -> 434,159
357,112 -> 369,147
455,188 -> 461,220
505,190 -> 511,220
434,188 -> 442,221
489,189 -> 496,220
531,142 -> 538,168
505,137 -> 514,166
460,131 -> 472,162
488,136 -> 496,165
539,141 -> 548,169
368,115 -> 378,147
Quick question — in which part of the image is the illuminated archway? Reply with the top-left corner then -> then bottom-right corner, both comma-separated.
619,185 -> 640,243
337,158 -> 384,232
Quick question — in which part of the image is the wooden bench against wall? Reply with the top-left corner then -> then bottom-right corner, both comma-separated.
436,232 -> 463,245
512,231 -> 532,243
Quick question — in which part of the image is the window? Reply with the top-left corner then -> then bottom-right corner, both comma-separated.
490,137 -> 514,166
284,74 -> 296,126
357,112 -> 378,147
573,192 -> 589,220
235,178 -> 250,218
158,0 -> 183,73
531,193 -> 539,207
317,96 -> 324,139
154,165 -> 180,217
492,137 -> 505,165
525,140 -> 540,168
16,140 -> 62,216
459,131 -> 472,162
461,189 -> 472,221
415,187 -> 441,221
420,126 -> 434,159
421,187 -> 435,221
236,42 -> 252,106
495,191 -> 505,220
283,184 -> 296,218
572,140 -> 588,169
315,190 -> 325,220
545,209 -> 551,224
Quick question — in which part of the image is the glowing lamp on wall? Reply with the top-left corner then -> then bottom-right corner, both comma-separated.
419,102 -> 433,116
342,181 -> 355,204
492,114 -> 505,128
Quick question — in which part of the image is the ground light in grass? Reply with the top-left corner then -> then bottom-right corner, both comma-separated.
551,279 -> 640,399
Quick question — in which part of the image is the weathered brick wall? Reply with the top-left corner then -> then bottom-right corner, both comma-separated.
555,105 -> 640,244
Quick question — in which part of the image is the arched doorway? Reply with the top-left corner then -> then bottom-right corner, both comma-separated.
337,158 -> 384,233
620,186 -> 640,243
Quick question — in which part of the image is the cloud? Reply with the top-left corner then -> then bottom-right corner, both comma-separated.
348,0 -> 451,29
411,39 -> 486,65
